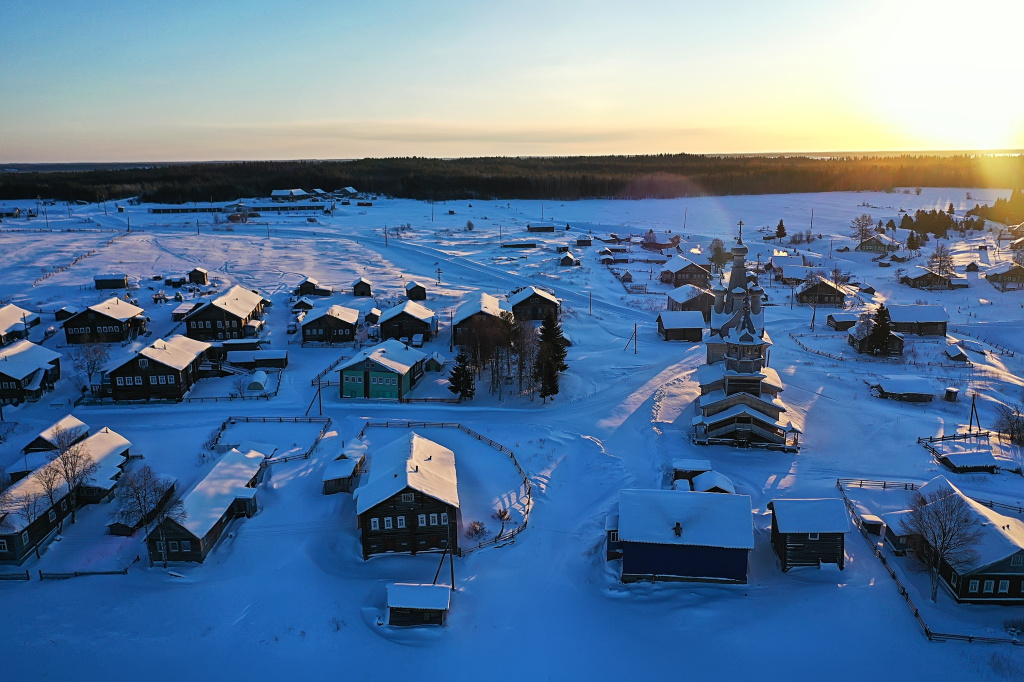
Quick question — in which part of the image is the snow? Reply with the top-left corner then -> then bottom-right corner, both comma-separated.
179,447 -> 266,538
0,304 -> 38,337
35,414 -> 88,448
338,339 -> 426,375
769,498 -> 851,534
302,304 -> 359,326
508,285 -> 558,307
876,375 -> 935,396
671,458 -> 711,474
203,284 -> 264,319
691,470 -> 736,494
138,335 -> 210,371
353,432 -> 459,514
322,456 -> 358,481
618,489 -> 754,549
0,340 -> 60,380
451,292 -> 508,326
885,304 -> 950,324
387,582 -> 452,611
86,297 -> 144,322
655,310 -> 705,329
378,299 -> 434,324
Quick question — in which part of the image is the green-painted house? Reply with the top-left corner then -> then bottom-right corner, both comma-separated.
338,339 -> 426,400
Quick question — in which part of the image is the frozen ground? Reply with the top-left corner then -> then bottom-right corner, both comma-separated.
1,189 -> 1023,680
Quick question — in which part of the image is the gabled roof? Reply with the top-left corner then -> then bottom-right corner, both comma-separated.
0,340 -> 61,381
405,280 -> 425,291
387,583 -> 451,611
861,233 -> 900,247
657,311 -> 705,330
0,304 -> 39,336
353,277 -> 372,286
692,403 -> 787,429
138,335 -> 210,371
667,285 -> 710,304
769,498 -> 851,534
86,298 -> 144,322
617,489 -> 754,549
93,273 -> 127,281
354,432 -> 459,514
986,262 -> 1024,276
338,339 -> 426,375
178,447 -> 266,538
208,285 -> 263,319
453,293 -> 508,326
303,305 -> 359,326
692,470 -> 736,494
662,255 -> 709,274
509,286 -> 558,307
886,304 -> 948,324
379,300 -> 435,325
904,265 -> 948,280
36,415 -> 88,447
875,375 -> 932,395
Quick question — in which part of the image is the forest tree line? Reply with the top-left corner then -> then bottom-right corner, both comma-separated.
0,153 -> 1021,204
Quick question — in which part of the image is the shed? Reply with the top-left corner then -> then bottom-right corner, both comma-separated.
872,375 -> 934,402
364,308 -> 381,325
247,370 -> 269,392
656,311 -> 704,342
353,277 -> 373,297
671,458 -> 712,482
560,252 -> 577,266
291,296 -> 317,312
387,583 -> 451,626
691,470 -> 736,494
322,452 -> 366,494
944,344 -> 968,362
768,498 -> 850,571
405,281 -> 427,301
425,352 -> 446,372
188,268 -> 209,286
94,273 -> 128,290
826,312 -> 858,331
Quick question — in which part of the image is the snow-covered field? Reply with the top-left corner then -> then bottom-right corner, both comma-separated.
2,188 -> 1024,680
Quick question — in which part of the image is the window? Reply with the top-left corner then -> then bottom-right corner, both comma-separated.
158,375 -> 166,384
169,541 -> 179,552
397,516 -> 406,529
371,377 -> 378,384
181,540 -> 191,552
999,580 -> 1010,594
969,580 -> 979,593
384,517 -> 393,530
217,320 -> 223,328
401,493 -> 414,503
418,514 -> 426,527
609,530 -> 619,542
138,358 -> 149,369
370,518 -> 380,531
48,509 -> 57,523
984,580 -> 995,594
21,531 -> 29,545
156,541 -> 165,552
951,572 -> 959,588
61,500 -> 67,511
0,539 -> 7,552
116,376 -> 124,386
150,376 -> 158,385
807,532 -> 820,540
205,321 -> 211,329
440,512 -> 448,525
168,376 -> 175,384
135,376 -> 142,385
190,321 -> 196,328
429,513 -> 438,526
1012,555 -> 1023,567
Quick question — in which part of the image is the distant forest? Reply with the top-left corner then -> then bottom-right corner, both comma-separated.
967,188 -> 1024,226
1,154 -> 1021,205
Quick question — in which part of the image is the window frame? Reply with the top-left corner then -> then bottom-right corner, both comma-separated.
429,513 -> 438,526
418,514 -> 426,527
401,492 -> 414,503
370,518 -> 380,531
968,580 -> 979,593
0,539 -> 7,552
384,517 -> 393,530
48,509 -> 57,523
440,512 -> 449,525
807,532 -> 820,541
397,516 -> 406,529
998,580 -> 1010,594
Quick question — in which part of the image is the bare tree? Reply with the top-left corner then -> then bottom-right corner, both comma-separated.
232,375 -> 247,398
111,465 -> 181,544
901,487 -> 984,602
928,243 -> 955,276
850,213 -> 875,242
994,401 -> 1024,444
35,461 -> 65,532
67,343 -> 110,390
0,487 -> 44,558
49,425 -> 98,524
148,489 -> 187,569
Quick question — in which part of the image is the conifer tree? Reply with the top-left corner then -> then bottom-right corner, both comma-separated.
775,220 -> 786,239
535,313 -> 568,404
867,304 -> 893,355
447,350 -> 475,401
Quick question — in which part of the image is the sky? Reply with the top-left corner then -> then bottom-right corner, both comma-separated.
1,0 -> 1022,162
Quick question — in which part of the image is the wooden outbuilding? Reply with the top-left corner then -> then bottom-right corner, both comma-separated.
387,583 -> 451,626
353,277 -> 373,297
188,267 -> 209,285
560,252 -> 577,266
826,312 -> 858,331
364,307 -> 381,325
900,266 -> 952,290
886,304 -> 948,336
666,285 -> 713,321
656,311 -> 704,341
986,263 -> 1024,291
405,281 -> 427,301
295,276 -> 331,297
452,293 -> 510,346
768,498 -> 850,571
659,255 -> 712,288
322,452 -> 366,494
94,273 -> 128,290
0,304 -> 40,346
22,415 -> 89,454
848,327 -> 904,356
338,339 -> 426,399
871,375 -> 933,402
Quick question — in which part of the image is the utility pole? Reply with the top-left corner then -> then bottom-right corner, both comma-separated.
384,225 -> 388,247
589,291 -> 592,316
318,377 -> 323,416
810,208 -> 814,232
634,323 -> 638,354
683,206 -> 688,232
829,238 -> 833,259
449,310 -> 454,352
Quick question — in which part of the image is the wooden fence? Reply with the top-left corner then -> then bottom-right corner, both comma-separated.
949,327 -> 1015,357
38,567 -> 129,580
265,418 -> 333,464
311,356 -> 349,386
363,420 -> 533,555
836,478 -> 1022,646
0,571 -> 31,581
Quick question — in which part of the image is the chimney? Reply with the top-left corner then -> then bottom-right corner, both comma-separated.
673,522 -> 682,537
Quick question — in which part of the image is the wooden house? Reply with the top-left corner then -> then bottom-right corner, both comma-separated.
526,223 -> 556,233
576,235 -> 593,247
183,285 -> 265,341
610,490 -> 754,584
54,305 -> 80,322
871,375 -> 933,402
886,304 -> 948,336
405,281 -> 427,301
656,311 -> 704,342
322,452 -> 366,494
0,427 -> 130,563
94,273 -> 128,290
425,352 -> 446,372
560,252 -> 577,266
768,498 -> 850,572
0,340 -> 61,404
509,286 -> 559,321
659,255 -> 712,288
452,293 -> 510,346
291,297 -> 316,313
188,267 -> 209,285
379,300 -> 437,342
302,305 -> 358,344
900,266 -> 952,290
986,263 -> 1024,291
63,298 -> 147,344
295,276 -> 331,297
0,304 -> 40,346
353,277 -> 373,297
22,415 -> 88,454
105,335 -> 210,401
855,234 -> 900,253
826,312 -> 858,331
666,285 -> 714,322
145,447 -> 267,564
796,279 -> 845,306
387,583 -> 451,626
352,432 -> 461,560
107,477 -> 177,536
338,339 -> 426,399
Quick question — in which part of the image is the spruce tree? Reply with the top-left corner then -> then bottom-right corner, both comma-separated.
447,350 -> 475,401
775,220 -> 786,239
867,304 -> 893,355
535,313 -> 568,403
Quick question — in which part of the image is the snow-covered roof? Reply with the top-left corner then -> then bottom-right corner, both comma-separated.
617,489 -> 754,549
139,335 -> 210,371
179,448 -> 266,538
769,255 -> 803,269
944,344 -> 968,360
876,375 -> 933,396
509,286 -> 558,307
939,450 -> 1000,469
207,285 -> 264,319
672,458 -> 712,474
93,273 -> 127,281
353,276 -> 372,286
387,583 -> 451,611
354,432 -> 459,514
405,280 -> 424,291
827,312 -> 859,323
303,305 -> 359,326
662,255 -> 708,274
657,311 -> 705,329
172,302 -> 201,317
271,188 -> 308,198
378,300 -> 434,325
862,233 -> 900,246
0,304 -> 38,336
322,456 -> 359,481
692,403 -> 787,429
886,304 -> 948,324
904,265 -> 947,280
36,415 -> 88,447
770,498 -> 851,534
985,262 -> 1023,276
666,285 -> 709,304
453,292 -> 509,326
292,296 -> 317,309
338,339 -> 426,375
0,340 -> 60,381
87,298 -> 144,322
692,470 -> 736,494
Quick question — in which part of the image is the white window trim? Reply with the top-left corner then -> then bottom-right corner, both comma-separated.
384,517 -> 393,530
440,512 -> 448,525
429,513 -> 438,526
968,579 -> 979,593
0,539 -> 7,552
998,580 -> 1010,594
370,518 -> 380,531
418,514 -> 426,527
397,516 -> 406,529
807,532 -> 820,541
984,580 -> 995,594
401,492 -> 414,503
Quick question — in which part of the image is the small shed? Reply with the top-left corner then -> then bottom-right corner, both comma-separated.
54,305 -> 81,322
322,452 -> 366,494
189,268 -> 209,285
560,252 -> 577,266
576,235 -> 592,247
872,375 -> 933,402
671,458 -> 712,482
768,498 -> 850,572
425,352 -> 446,372
405,281 -> 427,301
387,583 -> 451,627
353,277 -> 373,297
656,311 -> 704,342
826,312 -> 858,331
247,370 -> 269,392
364,307 -> 381,325
944,344 -> 968,362
691,470 -> 736,494
292,297 -> 317,312
94,273 -> 128,290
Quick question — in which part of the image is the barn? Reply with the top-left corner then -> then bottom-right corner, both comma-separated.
656,311 -> 704,341
295,276 -> 331,297
768,498 -> 850,572
666,285 -> 714,321
387,583 -> 451,626
452,293 -> 510,346
405,281 -> 427,301
322,452 -> 366,494
871,375 -> 933,402
21,415 -> 88,454
94,273 -> 128,290
886,304 -> 948,336
611,489 -> 754,584
826,312 -> 858,331
353,277 -> 373,297
188,268 -> 209,286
